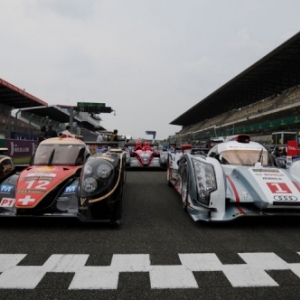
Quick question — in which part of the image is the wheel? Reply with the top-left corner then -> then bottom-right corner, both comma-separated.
181,169 -> 188,210
167,158 -> 173,186
110,170 -> 124,226
110,199 -> 123,226
166,162 -> 173,187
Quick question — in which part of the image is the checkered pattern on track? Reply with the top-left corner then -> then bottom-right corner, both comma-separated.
1,253 -> 300,289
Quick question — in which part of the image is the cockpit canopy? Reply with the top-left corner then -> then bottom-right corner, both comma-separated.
32,143 -> 89,166
208,141 -> 271,166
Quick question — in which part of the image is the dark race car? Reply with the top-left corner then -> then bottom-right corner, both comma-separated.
0,137 -> 126,225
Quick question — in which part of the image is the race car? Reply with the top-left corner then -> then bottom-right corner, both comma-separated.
166,134 -> 300,222
0,137 -> 126,225
128,141 -> 167,168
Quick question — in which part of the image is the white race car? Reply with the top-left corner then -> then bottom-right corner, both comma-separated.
167,134 -> 300,222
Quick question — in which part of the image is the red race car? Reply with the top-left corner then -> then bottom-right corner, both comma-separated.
127,141 -> 167,168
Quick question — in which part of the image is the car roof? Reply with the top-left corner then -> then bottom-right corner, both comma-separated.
217,140 -> 266,153
40,137 -> 86,146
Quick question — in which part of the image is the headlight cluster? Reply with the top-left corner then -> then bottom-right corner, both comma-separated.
192,159 -> 217,205
82,161 -> 114,193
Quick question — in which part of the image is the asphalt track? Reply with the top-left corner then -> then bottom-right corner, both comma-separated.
1,170 -> 300,299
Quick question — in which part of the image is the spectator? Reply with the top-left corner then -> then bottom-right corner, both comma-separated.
45,125 -> 58,138
61,125 -> 75,138
110,129 -> 118,141
37,125 -> 46,144
96,133 -> 103,142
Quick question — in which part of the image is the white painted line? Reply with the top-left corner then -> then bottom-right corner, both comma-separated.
222,265 -> 279,287
0,266 -> 46,289
110,254 -> 150,272
0,254 -> 26,272
69,267 -> 119,290
42,254 -> 89,272
150,265 -> 198,289
239,253 -> 289,270
179,253 -> 223,271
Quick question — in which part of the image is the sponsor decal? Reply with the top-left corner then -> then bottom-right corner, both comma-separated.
36,166 -> 57,172
26,173 -> 56,178
273,195 -> 298,201
17,195 -> 35,205
24,176 -> 54,181
267,182 -> 292,194
0,198 -> 15,207
17,189 -> 46,194
253,169 -> 279,173
262,177 -> 282,181
64,185 -> 77,193
0,184 -> 14,193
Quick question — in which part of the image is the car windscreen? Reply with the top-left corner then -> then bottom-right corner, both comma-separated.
221,149 -> 270,166
33,144 -> 85,166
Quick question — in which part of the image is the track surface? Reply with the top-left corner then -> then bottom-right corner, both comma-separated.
1,171 -> 300,299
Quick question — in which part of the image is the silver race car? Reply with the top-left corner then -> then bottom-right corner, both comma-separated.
167,134 -> 300,222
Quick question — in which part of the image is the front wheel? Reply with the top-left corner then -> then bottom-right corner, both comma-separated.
181,169 -> 188,210
110,199 -> 123,226
166,163 -> 173,187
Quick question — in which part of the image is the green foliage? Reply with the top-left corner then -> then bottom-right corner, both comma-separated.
13,157 -> 30,164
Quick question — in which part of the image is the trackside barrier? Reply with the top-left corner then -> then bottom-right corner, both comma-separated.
0,139 -> 37,158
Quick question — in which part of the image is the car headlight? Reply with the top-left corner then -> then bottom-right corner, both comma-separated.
82,177 -> 97,193
97,162 -> 113,179
84,164 -> 93,175
192,159 -> 217,205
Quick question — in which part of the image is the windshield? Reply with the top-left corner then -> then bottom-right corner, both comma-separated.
221,149 -> 270,166
33,144 -> 85,166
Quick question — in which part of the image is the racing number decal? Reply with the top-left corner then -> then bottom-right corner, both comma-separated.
266,182 -> 292,194
26,180 -> 49,190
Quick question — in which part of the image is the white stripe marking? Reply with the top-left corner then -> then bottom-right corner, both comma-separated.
69,267 -> 119,290
150,265 -> 198,289
0,266 -> 46,289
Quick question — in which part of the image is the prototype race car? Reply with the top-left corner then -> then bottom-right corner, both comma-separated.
0,137 -> 126,225
167,134 -> 300,222
128,141 -> 167,168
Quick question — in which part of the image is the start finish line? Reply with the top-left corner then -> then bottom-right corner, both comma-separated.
1,252 -> 300,289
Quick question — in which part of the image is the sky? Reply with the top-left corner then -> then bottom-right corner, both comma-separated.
0,0 -> 300,140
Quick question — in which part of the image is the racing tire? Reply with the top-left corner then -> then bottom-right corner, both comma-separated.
181,169 -> 188,211
110,199 -> 123,226
166,162 -> 172,187
110,171 -> 125,226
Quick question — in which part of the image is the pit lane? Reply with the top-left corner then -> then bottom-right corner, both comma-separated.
1,171 -> 300,299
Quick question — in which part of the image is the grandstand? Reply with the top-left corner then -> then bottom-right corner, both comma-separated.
0,78 -> 107,141
170,31 -> 300,146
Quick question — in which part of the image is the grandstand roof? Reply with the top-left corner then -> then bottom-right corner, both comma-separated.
171,31 -> 300,126
19,105 -> 75,123
0,78 -> 47,108
20,105 -> 106,131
